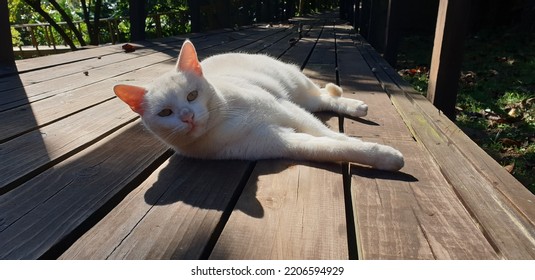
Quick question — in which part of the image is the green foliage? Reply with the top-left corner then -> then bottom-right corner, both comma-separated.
8,0 -> 34,23
11,27 -> 23,47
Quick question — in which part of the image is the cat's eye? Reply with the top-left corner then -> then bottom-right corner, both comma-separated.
187,90 -> 198,102
157,109 -> 173,117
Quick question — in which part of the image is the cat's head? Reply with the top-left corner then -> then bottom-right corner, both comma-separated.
114,40 -> 216,148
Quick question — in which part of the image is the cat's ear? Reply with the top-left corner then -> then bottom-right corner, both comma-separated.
177,40 -> 203,76
114,85 -> 146,115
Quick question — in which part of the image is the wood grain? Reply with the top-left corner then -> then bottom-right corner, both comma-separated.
60,156 -> 251,259
335,25 -> 412,140
209,22 -> 349,260
0,122 -> 169,259
58,24 -> 304,260
3,13 -> 534,261
351,139 -> 498,259
354,33 -> 535,259
210,159 -> 347,259
0,99 -> 136,191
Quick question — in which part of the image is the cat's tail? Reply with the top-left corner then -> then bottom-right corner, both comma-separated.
324,83 -> 343,97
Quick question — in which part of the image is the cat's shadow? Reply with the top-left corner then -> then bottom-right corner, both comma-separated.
144,154 -> 417,219
343,115 -> 380,126
143,155 -> 287,218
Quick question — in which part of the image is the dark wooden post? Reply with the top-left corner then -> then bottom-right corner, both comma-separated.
343,0 -> 357,27
353,0 -> 362,30
359,0 -> 371,37
266,0 -> 273,21
341,0 -> 356,22
366,0 -> 388,53
340,0 -> 348,20
286,0 -> 297,19
382,0 -> 405,67
188,0 -> 201,32
273,0 -> 281,21
427,0 -> 471,120
129,0 -> 147,41
255,0 -> 263,22
214,0 -> 232,28
0,0 -> 15,67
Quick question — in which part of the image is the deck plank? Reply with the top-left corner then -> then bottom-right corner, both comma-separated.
0,27 -> 287,141
0,99 -> 136,193
1,28 -> 243,93
209,21 -> 349,260
334,25 -> 412,140
1,43 -> 149,95
0,23 -> 295,260
354,34 -> 535,259
334,24 -> 498,259
60,157 -> 251,259
59,23 -> 306,260
351,139 -> 498,259
0,26 -> 283,111
1,12 -> 534,260
334,25 -> 508,259
0,122 -> 169,259
209,159 -> 347,259
374,54 -> 535,229
0,26 -> 251,78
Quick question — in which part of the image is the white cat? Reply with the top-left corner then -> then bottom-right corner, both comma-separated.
114,40 -> 404,171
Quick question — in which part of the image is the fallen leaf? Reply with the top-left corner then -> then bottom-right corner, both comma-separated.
508,108 -> 520,117
122,43 -> 136,53
504,162 -> 515,173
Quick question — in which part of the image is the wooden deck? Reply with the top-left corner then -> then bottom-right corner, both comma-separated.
1,13 -> 535,260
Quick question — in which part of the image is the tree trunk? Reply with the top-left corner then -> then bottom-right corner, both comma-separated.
24,0 -> 78,50
92,0 -> 102,45
80,0 -> 102,45
48,0 -> 86,46
80,0 -> 93,44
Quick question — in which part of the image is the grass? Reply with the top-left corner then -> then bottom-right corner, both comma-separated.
396,29 -> 535,194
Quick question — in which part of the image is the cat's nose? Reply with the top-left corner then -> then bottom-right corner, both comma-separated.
179,109 -> 194,123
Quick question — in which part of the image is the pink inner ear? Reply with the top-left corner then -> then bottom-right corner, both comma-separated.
177,40 -> 203,76
113,85 -> 146,115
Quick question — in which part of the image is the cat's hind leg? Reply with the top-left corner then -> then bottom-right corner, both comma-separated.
317,83 -> 368,117
263,128 -> 404,171
228,121 -> 404,171
276,99 -> 347,140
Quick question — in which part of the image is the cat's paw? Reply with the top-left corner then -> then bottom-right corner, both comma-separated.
373,145 -> 404,171
354,101 -> 368,117
344,99 -> 368,117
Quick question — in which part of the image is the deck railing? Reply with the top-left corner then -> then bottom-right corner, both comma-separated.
11,11 -> 187,56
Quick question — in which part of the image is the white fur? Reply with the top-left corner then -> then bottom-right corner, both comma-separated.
133,41 -> 404,171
